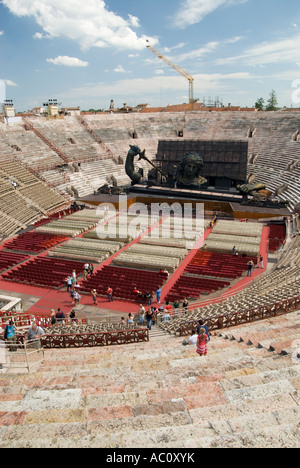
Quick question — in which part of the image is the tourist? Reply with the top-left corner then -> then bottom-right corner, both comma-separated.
128,313 -> 134,326
56,308 -> 65,324
232,246 -> 236,255
66,276 -> 72,293
152,309 -> 157,326
72,270 -> 77,284
83,268 -> 88,281
91,289 -> 97,305
197,320 -> 211,341
188,329 -> 198,345
259,255 -> 264,269
50,309 -> 57,326
84,262 -> 89,275
146,291 -> 153,306
139,304 -> 145,324
156,287 -> 161,304
247,260 -> 255,277
196,327 -> 208,357
173,299 -> 180,311
182,298 -> 189,314
88,264 -> 94,276
70,287 -> 75,304
162,310 -> 171,322
107,286 -> 113,302
74,291 -> 80,305
4,320 -> 16,352
69,310 -> 78,324
27,323 -> 45,349
145,308 -> 153,330
182,329 -> 198,346
119,317 -> 126,327
165,301 -> 172,313
139,307 -> 145,325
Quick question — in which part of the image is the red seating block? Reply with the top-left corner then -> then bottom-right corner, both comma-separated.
2,257 -> 85,288
80,266 -> 167,302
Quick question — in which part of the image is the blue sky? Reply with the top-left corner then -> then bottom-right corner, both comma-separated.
0,0 -> 300,111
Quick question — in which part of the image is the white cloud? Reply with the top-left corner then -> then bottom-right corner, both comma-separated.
2,0 -> 157,50
216,33 -> 300,66
164,36 -> 243,64
33,32 -> 50,40
59,71 -> 254,103
0,30 -> 4,36
46,56 -> 89,67
128,14 -> 140,28
172,0 -> 248,29
163,42 -> 186,53
5,79 -> 18,87
114,65 -> 130,73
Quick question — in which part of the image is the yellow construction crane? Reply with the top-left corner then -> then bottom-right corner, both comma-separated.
146,40 -> 194,110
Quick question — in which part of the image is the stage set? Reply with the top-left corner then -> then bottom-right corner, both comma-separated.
79,139 -> 290,220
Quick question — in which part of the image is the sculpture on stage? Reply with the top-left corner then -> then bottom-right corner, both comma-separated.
174,152 -> 207,190
125,145 -> 207,190
125,145 -> 166,186
237,182 -> 267,196
125,145 -> 144,185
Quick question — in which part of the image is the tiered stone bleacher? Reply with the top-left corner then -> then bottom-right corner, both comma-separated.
0,158 -> 68,240
2,112 -> 299,210
0,312 -> 300,448
159,235 -> 300,336
0,120 -> 66,170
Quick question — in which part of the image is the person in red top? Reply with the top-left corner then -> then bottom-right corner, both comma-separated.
196,328 -> 208,357
165,301 -> 172,313
107,287 -> 113,302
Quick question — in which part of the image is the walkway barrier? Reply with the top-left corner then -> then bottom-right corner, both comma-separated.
0,338 -> 45,373
39,327 -> 149,349
178,295 -> 300,336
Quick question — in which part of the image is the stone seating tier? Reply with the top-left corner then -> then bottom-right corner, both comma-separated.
0,309 -> 299,448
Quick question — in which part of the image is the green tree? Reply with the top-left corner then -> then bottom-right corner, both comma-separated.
266,90 -> 279,111
255,97 -> 265,111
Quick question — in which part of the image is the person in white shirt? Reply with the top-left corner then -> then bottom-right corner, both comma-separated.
27,323 -> 45,349
188,330 -> 198,345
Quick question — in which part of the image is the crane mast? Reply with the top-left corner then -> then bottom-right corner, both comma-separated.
146,41 -> 194,110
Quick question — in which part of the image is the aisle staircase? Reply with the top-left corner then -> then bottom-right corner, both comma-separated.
0,310 -> 299,448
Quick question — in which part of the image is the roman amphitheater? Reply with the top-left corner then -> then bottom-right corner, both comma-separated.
0,108 -> 299,448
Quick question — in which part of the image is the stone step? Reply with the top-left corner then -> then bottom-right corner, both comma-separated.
1,317 -> 300,448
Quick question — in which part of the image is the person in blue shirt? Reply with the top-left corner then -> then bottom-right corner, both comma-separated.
197,320 -> 211,341
156,288 -> 161,304
4,321 -> 16,351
